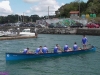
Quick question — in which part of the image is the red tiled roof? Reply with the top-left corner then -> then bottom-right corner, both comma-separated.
69,11 -> 79,14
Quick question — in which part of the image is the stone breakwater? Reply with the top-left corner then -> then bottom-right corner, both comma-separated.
37,28 -> 100,36
0,27 -> 100,40
0,27 -> 77,34
37,28 -> 77,34
76,28 -> 100,35
1,27 -> 100,35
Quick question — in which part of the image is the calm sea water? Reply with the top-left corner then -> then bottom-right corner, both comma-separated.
0,34 -> 100,75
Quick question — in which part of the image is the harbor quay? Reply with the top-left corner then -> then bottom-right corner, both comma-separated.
0,27 -> 100,35
76,28 -> 100,35
37,28 -> 100,36
0,27 -> 100,40
0,36 -> 36,40
37,28 -> 76,34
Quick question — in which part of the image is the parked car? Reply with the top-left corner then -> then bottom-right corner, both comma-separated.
70,22 -> 83,28
36,24 -> 46,28
94,22 -> 100,26
86,23 -> 99,28
48,23 -> 55,28
54,24 -> 66,28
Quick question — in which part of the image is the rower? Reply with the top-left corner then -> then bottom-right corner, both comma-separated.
23,48 -> 29,54
64,44 -> 69,52
73,42 -> 78,51
35,46 -> 42,54
42,45 -> 48,53
54,44 -> 59,53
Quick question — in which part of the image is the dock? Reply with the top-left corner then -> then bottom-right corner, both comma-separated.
0,36 -> 37,40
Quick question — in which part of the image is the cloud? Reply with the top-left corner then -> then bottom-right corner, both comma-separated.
25,0 -> 60,16
0,0 -> 13,16
2,0 -> 9,1
23,0 -> 40,3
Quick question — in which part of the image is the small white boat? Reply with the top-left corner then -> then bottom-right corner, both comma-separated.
20,29 -> 35,36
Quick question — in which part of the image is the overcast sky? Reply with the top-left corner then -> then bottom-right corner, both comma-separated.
0,0 -> 88,16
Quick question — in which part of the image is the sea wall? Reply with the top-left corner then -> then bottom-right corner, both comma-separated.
37,28 -> 77,34
76,28 -> 100,35
0,27 -> 100,35
37,28 -> 100,36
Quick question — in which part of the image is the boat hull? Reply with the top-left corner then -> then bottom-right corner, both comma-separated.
19,29 -> 35,36
20,32 -> 35,36
6,47 -> 96,61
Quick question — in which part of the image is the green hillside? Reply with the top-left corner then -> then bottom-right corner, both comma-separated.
55,0 -> 100,17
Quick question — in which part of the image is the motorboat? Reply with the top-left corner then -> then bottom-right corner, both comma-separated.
19,28 -> 35,36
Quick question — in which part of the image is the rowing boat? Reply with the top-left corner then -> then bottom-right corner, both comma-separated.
6,46 -> 96,61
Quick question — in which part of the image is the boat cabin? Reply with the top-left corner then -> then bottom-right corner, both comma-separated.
22,29 -> 31,32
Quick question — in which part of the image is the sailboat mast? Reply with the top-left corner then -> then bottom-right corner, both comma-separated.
48,6 -> 49,19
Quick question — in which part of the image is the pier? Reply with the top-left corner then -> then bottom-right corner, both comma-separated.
0,36 -> 36,40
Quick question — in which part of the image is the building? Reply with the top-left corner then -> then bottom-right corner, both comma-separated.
69,11 -> 79,19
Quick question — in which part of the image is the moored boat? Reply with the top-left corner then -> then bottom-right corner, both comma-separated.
20,28 -> 35,36
6,46 -> 96,61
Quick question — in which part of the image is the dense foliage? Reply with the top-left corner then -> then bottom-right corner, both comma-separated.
55,0 -> 100,18
0,15 -> 40,24
0,0 -> 100,23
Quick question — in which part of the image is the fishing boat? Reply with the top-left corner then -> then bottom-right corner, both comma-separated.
6,46 -> 96,61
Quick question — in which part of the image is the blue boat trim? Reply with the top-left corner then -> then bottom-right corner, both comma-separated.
6,46 -> 96,61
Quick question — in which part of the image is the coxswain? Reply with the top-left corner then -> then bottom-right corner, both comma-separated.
82,35 -> 88,49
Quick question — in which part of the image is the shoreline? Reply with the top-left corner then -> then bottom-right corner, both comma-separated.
0,27 -> 100,40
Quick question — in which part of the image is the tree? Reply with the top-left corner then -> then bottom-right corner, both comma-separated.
30,15 -> 40,22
